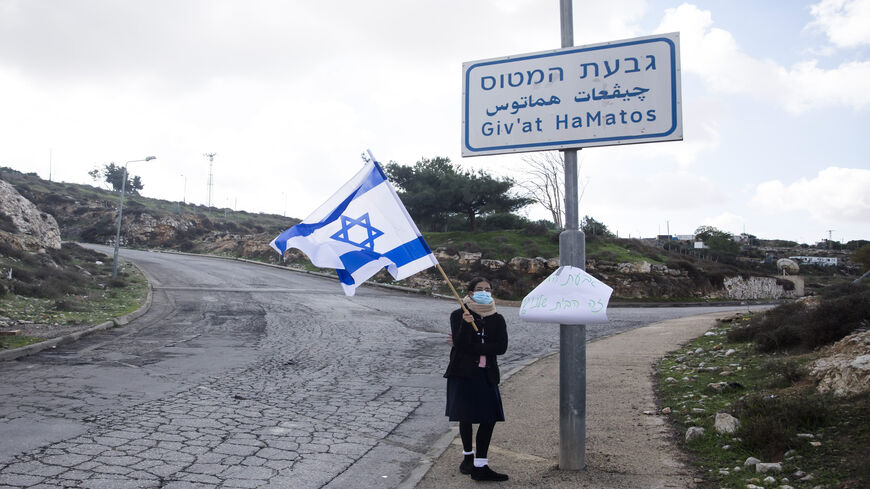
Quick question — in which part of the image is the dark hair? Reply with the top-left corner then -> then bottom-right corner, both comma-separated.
466,277 -> 491,294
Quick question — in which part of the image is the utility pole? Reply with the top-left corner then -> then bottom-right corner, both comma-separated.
203,153 -> 216,208
826,229 -> 835,249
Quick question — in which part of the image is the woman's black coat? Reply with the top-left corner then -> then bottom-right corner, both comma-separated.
443,308 -> 508,385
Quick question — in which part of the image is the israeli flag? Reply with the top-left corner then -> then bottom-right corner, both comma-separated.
270,158 -> 437,296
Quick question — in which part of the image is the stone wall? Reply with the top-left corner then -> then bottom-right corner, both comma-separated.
719,276 -> 798,300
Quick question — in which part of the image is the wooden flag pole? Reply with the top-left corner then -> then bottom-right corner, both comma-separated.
435,263 -> 478,332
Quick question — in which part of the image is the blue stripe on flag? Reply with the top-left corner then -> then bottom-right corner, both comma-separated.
271,166 -> 386,254
337,237 -> 432,283
384,236 -> 432,265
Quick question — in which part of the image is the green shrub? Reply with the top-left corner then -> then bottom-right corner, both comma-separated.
733,394 -> 830,461
764,359 -> 808,388
728,282 -> 870,352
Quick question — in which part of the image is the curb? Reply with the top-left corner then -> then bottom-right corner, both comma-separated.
146,249 -> 431,296
0,263 -> 154,362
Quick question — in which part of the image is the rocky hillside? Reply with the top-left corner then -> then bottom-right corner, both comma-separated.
2,167 -> 854,301
0,167 -> 297,252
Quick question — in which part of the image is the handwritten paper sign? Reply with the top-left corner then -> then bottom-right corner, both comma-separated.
519,266 -> 613,324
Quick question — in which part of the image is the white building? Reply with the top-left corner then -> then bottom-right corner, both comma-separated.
788,256 -> 838,266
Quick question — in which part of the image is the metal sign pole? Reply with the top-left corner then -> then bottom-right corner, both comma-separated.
559,0 -> 587,471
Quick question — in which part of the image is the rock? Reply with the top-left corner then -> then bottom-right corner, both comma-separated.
665,377 -> 677,384
744,457 -> 762,468
685,426 -> 705,441
764,476 -> 777,484
0,179 -> 62,250
434,249 -> 458,261
508,256 -> 546,274
708,381 -> 729,392
458,251 -> 482,265
616,261 -> 651,274
479,259 -> 505,270
725,348 -> 737,356
660,407 -> 672,414
757,463 -> 782,474
776,258 -> 800,275
714,412 -> 741,434
722,275 -> 795,300
811,331 -> 870,397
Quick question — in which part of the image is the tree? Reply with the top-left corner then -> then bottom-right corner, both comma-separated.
88,163 -> 144,194
853,244 -> 870,271
581,215 -> 613,239
516,151 -> 588,229
385,157 -> 532,231
694,225 -> 740,254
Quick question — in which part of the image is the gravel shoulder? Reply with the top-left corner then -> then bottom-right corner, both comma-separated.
414,312 -> 729,489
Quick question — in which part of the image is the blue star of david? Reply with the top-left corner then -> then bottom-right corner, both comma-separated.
330,213 -> 384,250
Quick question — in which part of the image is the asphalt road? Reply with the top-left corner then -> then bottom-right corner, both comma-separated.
0,247 -> 760,489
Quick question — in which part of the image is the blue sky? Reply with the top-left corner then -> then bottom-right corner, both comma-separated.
0,0 -> 867,245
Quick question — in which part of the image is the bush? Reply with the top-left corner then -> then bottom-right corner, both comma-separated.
733,394 -> 829,461
108,277 -> 126,288
764,359 -> 807,388
478,212 -> 528,231
461,241 -> 481,253
522,220 -> 552,236
729,283 -> 870,352
54,299 -> 86,312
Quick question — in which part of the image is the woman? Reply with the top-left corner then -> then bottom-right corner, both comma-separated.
444,277 -> 509,482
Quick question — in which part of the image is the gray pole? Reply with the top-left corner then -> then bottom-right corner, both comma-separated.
111,165 -> 128,279
559,0 -> 587,471
112,156 -> 156,279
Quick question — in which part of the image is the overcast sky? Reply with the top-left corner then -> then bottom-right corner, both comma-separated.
1,0 -> 868,244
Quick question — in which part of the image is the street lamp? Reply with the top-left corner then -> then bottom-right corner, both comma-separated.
112,156 -> 156,278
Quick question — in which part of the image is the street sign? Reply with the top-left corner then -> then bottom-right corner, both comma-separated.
462,32 -> 682,157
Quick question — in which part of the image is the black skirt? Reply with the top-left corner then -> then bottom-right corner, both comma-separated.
445,367 -> 505,423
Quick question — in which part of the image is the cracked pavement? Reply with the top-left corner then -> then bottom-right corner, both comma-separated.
0,248 -> 745,488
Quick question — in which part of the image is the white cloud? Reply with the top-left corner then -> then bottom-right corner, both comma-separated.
808,0 -> 870,48
583,169 -> 726,210
701,212 -> 745,236
655,3 -> 870,113
751,167 -> 870,222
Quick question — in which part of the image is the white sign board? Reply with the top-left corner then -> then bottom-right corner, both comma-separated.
519,266 -> 613,324
462,33 -> 682,157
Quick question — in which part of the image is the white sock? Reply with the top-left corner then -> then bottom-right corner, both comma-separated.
462,450 -> 474,456
474,458 -> 488,468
